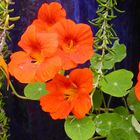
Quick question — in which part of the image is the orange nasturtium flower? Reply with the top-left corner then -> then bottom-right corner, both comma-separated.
0,56 -> 9,83
135,63 -> 140,101
33,2 -> 66,31
40,68 -> 93,120
52,19 -> 94,70
8,25 -> 62,83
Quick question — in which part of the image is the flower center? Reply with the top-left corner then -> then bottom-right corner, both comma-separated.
30,51 -> 44,64
64,83 -> 77,101
47,19 -> 56,26
62,39 -> 76,53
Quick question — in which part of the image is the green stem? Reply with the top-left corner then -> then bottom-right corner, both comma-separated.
90,89 -> 95,112
9,81 -> 28,100
102,94 -> 108,112
92,136 -> 106,140
107,96 -> 112,109
122,97 -> 129,111
0,66 -> 28,100
94,107 -> 113,112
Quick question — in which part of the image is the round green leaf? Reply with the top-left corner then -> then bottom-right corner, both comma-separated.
64,117 -> 95,140
107,128 -> 130,140
90,52 -> 115,70
99,69 -> 133,97
118,115 -> 138,140
24,82 -> 48,100
94,113 -> 138,139
114,106 -> 129,117
102,54 -> 116,69
103,41 -> 126,70
93,113 -> 122,136
90,41 -> 126,70
90,53 -> 102,70
110,40 -> 126,62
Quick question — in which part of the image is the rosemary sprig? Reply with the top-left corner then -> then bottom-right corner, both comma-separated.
0,95 -> 9,140
0,1 -> 20,139
89,0 -> 123,88
0,0 -> 20,55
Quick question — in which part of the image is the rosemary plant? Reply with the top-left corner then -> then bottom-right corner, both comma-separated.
0,0 -> 20,55
90,0 -> 121,49
0,95 -> 9,140
0,0 -> 19,139
89,0 -> 124,89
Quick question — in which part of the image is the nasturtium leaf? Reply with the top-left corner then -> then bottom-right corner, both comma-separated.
64,116 -> 95,140
24,82 -> 48,100
90,52 -> 115,70
102,54 -> 115,69
107,128 -> 130,140
132,115 -> 140,134
108,115 -> 138,140
94,113 -> 138,139
93,113 -> 122,136
90,53 -> 102,70
90,41 -> 126,70
103,40 -> 126,69
118,115 -> 138,140
114,106 -> 129,117
92,89 -> 103,110
127,88 -> 140,121
102,40 -> 126,69
99,69 -> 133,97
109,40 -> 126,62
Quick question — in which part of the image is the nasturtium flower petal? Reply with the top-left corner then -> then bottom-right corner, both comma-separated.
69,68 -> 93,93
37,2 -> 66,27
135,63 -> 140,101
72,94 -> 92,119
40,68 -> 93,120
9,20 -> 62,83
46,74 -> 71,93
8,51 -> 62,83
18,24 -> 58,57
52,19 -> 94,70
8,51 -> 38,83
